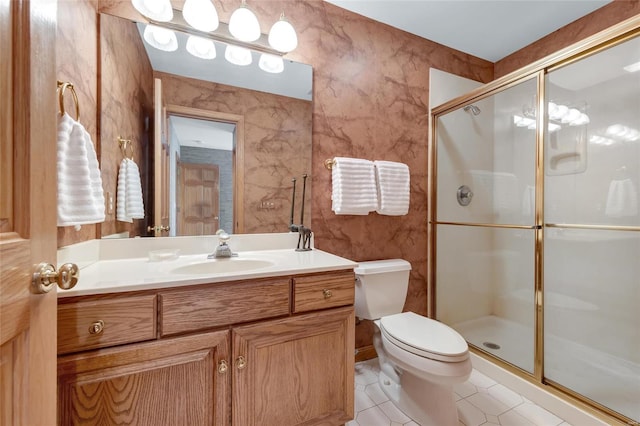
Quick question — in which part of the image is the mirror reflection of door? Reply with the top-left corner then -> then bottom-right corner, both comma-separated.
168,115 -> 235,236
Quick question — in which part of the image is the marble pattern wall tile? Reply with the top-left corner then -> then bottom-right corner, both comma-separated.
494,0 -> 640,78
56,0 -> 99,247
100,14 -> 154,238
157,72 -> 313,234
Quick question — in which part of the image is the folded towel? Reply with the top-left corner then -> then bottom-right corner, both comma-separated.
57,113 -> 105,226
374,160 -> 410,216
331,157 -> 378,215
605,179 -> 638,217
117,158 -> 145,222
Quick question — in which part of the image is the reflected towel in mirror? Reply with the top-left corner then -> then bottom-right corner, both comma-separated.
117,158 -> 145,222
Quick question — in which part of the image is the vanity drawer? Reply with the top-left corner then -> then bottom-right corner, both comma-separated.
293,270 -> 355,313
159,278 -> 291,336
57,294 -> 157,355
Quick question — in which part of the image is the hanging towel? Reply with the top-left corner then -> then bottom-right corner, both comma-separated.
374,160 -> 410,216
117,158 -> 145,222
521,185 -> 536,217
331,157 -> 378,215
605,179 -> 638,217
57,113 -> 105,226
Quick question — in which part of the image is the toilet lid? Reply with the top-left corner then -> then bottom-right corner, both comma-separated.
380,312 -> 469,362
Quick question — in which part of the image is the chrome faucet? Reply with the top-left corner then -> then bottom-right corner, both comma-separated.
208,229 -> 237,259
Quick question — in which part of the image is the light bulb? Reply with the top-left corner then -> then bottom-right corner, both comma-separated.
183,0 -> 219,32
186,36 -> 216,59
131,0 -> 173,22
225,45 -> 252,66
268,14 -> 298,53
259,53 -> 284,73
229,1 -> 261,42
143,25 -> 178,52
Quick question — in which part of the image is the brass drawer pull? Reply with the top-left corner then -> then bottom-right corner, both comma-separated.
218,359 -> 228,374
323,289 -> 333,299
236,355 -> 247,370
88,320 -> 104,335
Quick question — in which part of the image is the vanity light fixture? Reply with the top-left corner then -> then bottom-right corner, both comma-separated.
259,53 -> 284,73
268,13 -> 298,53
143,24 -> 178,52
225,45 -> 253,66
132,0 -> 173,22
186,35 -> 217,59
229,0 -> 261,42
182,0 -> 219,32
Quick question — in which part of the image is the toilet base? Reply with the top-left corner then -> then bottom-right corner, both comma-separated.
378,368 -> 460,426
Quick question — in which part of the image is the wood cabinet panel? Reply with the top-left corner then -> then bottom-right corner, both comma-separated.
293,271 -> 355,313
160,278 -> 291,336
58,331 -> 230,426
232,307 -> 355,426
57,294 -> 157,354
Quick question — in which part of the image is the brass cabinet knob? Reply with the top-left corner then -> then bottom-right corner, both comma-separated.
236,355 -> 247,370
31,262 -> 79,294
323,289 -> 333,299
88,320 -> 104,335
218,359 -> 228,374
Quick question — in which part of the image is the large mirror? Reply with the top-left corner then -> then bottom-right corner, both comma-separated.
99,12 -> 313,238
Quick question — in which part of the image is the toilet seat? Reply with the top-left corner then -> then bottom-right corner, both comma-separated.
379,312 -> 469,362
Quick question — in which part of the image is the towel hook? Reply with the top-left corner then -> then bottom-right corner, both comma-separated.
56,80 -> 80,121
118,137 -> 134,160
324,158 -> 335,170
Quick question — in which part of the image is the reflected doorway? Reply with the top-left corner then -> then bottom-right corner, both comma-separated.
167,112 -> 240,236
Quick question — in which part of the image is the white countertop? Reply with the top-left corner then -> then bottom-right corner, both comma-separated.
57,235 -> 357,298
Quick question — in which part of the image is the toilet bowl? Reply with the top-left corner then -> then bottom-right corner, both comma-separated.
354,260 -> 471,426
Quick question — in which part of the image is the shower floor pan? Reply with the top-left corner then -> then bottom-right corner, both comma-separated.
453,315 -> 640,421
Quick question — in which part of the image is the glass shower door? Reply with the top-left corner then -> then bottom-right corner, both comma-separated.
544,35 -> 640,422
434,76 -> 539,373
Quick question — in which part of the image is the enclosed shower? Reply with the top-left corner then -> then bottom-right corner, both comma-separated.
429,24 -> 639,424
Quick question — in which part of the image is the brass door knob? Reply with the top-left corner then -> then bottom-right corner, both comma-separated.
31,262 -> 79,294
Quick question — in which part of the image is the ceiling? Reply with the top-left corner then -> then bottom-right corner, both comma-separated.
325,0 -> 612,62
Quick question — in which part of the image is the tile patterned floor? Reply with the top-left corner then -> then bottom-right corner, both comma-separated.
348,359 -> 572,426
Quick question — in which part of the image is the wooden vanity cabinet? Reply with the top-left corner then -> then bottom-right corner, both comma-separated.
57,270 -> 355,426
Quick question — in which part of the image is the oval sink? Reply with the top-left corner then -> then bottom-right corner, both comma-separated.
171,259 -> 274,275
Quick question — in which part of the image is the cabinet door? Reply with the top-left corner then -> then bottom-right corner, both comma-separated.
58,331 -> 230,426
233,307 -> 355,426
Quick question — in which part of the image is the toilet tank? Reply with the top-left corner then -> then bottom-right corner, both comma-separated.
354,259 -> 412,320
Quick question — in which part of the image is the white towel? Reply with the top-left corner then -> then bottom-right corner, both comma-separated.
331,157 -> 378,215
605,179 -> 638,217
521,185 -> 536,217
57,113 -> 105,226
374,160 -> 410,216
116,158 -> 145,222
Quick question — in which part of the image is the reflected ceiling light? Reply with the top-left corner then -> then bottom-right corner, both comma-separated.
186,35 -> 217,59
513,115 -> 561,132
259,53 -> 284,73
590,135 -> 615,146
225,45 -> 252,66
229,0 -> 261,42
268,13 -> 298,53
606,124 -> 640,141
183,0 -> 219,32
143,24 -> 178,52
623,60 -> 640,73
132,0 -> 173,22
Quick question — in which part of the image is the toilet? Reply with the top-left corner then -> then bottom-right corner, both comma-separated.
354,259 -> 471,426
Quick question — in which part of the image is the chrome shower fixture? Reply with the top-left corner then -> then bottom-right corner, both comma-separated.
463,104 -> 481,115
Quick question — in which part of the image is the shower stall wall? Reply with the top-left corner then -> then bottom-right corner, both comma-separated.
430,19 -> 640,425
